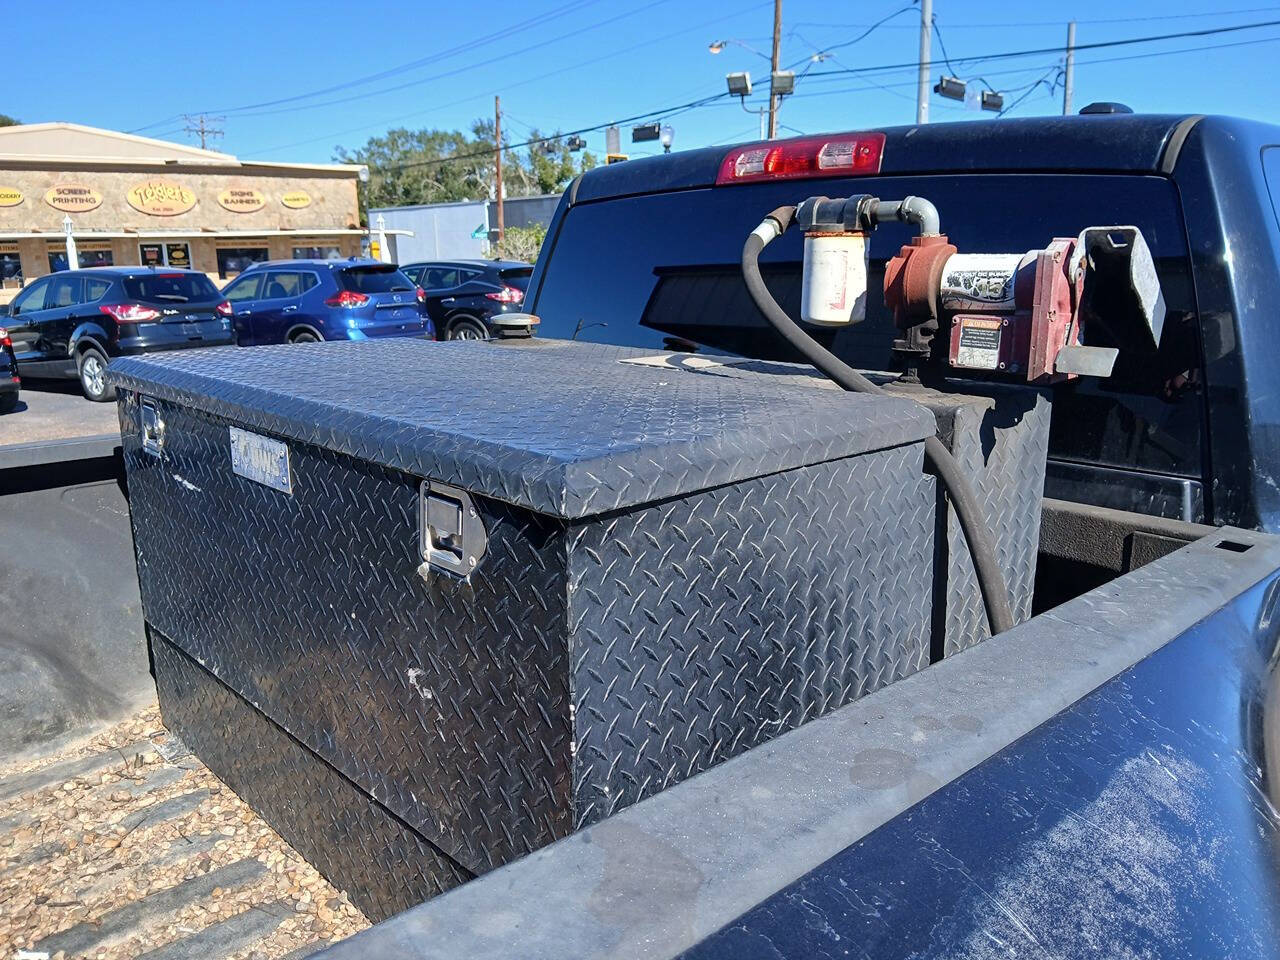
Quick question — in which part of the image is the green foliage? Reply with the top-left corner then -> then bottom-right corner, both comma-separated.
492,223 -> 547,264
0,114 -> 19,127
336,119 -> 595,221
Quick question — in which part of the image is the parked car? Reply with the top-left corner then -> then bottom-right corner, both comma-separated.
222,259 -> 433,346
1,267 -> 234,402
398,259 -> 532,340
0,323 -> 18,413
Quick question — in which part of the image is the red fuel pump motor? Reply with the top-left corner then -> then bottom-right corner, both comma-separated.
885,236 -> 1084,383
794,194 -> 1164,386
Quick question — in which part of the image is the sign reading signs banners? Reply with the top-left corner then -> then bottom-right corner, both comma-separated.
0,187 -> 23,207
218,188 -> 266,213
45,184 -> 102,212
281,190 -> 312,209
127,179 -> 196,217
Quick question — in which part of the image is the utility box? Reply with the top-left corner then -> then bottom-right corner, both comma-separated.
111,339 -> 937,919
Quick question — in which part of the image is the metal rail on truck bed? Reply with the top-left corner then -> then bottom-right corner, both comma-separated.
315,526 -> 1280,960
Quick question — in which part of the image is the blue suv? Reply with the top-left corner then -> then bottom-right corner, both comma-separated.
222,259 -> 433,346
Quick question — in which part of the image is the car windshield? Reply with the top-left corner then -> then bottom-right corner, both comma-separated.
499,267 -> 533,291
338,266 -> 415,293
124,273 -> 221,303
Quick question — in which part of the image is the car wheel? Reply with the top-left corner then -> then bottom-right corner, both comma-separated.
0,391 -> 16,414
77,347 -> 115,402
447,318 -> 488,341
290,330 -> 320,344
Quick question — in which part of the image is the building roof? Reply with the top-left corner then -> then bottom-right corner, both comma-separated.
0,122 -> 364,176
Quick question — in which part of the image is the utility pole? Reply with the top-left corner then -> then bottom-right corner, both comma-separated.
182,113 -> 224,149
916,0 -> 932,124
494,96 -> 504,246
768,0 -> 781,139
1063,20 -> 1077,116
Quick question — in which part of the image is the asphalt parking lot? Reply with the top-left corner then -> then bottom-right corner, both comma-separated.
0,379 -> 119,446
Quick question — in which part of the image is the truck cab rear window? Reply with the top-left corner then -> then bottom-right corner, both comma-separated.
532,173 -> 1203,481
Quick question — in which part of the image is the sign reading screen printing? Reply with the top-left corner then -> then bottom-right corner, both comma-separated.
218,188 -> 266,213
127,180 -> 196,216
45,184 -> 102,212
281,190 -> 312,209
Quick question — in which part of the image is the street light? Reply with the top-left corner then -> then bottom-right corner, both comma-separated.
660,125 -> 674,154
725,71 -> 752,96
374,213 -> 389,264
708,38 -> 772,62
62,215 -> 78,271
934,76 -> 967,101
725,72 -> 766,140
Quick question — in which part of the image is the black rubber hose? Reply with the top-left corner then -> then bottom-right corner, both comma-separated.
743,209 -> 1016,636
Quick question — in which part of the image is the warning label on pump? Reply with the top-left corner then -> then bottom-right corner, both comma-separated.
955,317 -> 1002,369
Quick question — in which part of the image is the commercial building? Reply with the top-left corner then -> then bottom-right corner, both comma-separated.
0,122 -> 371,300
369,193 -> 561,262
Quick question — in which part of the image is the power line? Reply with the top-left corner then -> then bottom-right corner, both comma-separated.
371,92 -> 730,176
182,113 -> 224,149
790,5 -> 1280,30
931,15 -> 962,76
997,66 -> 1064,116
205,0 -> 676,123
240,1 -> 771,158
128,0 -> 604,132
784,4 -> 917,69
785,32 -> 1280,99
804,17 -> 1280,80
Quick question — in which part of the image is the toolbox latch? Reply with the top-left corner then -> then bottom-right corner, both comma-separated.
140,399 -> 165,457
419,481 -> 487,579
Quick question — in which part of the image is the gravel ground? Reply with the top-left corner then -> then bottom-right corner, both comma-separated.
0,705 -> 371,959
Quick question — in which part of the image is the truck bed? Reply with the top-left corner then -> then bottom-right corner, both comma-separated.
313,523 -> 1280,959
0,706 -> 370,959
0,382 -> 118,459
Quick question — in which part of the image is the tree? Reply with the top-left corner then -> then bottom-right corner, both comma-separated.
335,119 -> 596,221
522,132 -> 597,195
492,223 -> 547,264
0,115 -> 19,127
334,123 -> 494,215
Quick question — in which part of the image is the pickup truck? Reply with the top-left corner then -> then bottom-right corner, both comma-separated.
4,113 -> 1280,960
311,113 -> 1280,958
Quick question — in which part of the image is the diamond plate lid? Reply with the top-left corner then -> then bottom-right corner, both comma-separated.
108,339 -> 933,519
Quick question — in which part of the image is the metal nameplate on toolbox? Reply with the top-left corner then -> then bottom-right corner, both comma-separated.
228,427 -> 292,494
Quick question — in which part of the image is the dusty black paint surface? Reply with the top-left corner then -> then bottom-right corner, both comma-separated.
0,456 -> 151,759
681,571 -> 1280,959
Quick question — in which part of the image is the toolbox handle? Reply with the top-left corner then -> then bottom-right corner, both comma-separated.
419,481 -> 487,580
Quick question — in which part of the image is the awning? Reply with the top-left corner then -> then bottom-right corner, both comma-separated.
0,227 -> 414,240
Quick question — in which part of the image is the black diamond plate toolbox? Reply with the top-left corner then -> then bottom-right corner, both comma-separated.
111,338 -> 937,894
624,355 -> 1050,660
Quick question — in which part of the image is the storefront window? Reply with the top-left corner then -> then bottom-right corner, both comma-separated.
0,246 -> 21,289
48,247 -> 113,272
140,242 -> 192,268
292,245 -> 343,260
217,246 -> 269,279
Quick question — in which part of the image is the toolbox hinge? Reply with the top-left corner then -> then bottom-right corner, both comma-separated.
419,481 -> 487,579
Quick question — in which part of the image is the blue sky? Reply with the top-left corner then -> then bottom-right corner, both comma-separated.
8,1 -> 1280,164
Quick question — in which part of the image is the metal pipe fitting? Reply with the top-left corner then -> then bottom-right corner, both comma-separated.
871,196 -> 941,236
